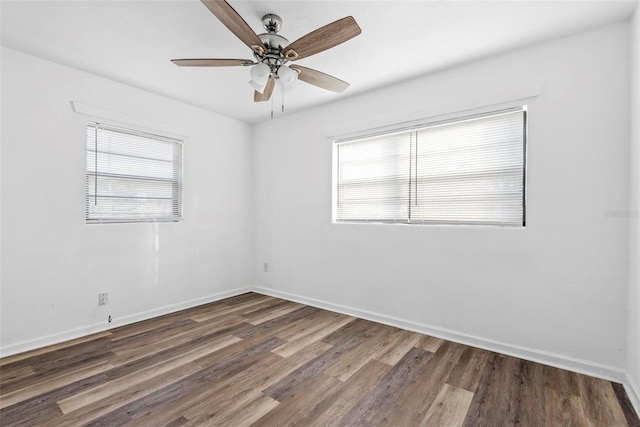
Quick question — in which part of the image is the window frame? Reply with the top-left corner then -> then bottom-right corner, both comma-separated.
85,122 -> 184,224
332,106 -> 528,227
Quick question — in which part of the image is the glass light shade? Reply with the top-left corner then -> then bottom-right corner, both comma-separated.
249,63 -> 271,92
277,65 -> 298,89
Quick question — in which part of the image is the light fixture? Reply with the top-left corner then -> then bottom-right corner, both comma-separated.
248,63 -> 271,93
276,65 -> 298,91
249,62 -> 299,118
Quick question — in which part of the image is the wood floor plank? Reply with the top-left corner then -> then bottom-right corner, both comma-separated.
445,346 -> 492,393
179,354 -> 285,424
111,314 -> 246,363
336,346 -> 435,426
110,319 -> 196,347
57,335 -> 242,414
247,302 -> 306,325
164,415 -> 194,427
373,329 -> 422,366
0,371 -> 110,426
1,337 -> 115,392
52,361 -> 206,426
421,383 -> 474,427
272,315 -> 355,358
257,341 -> 335,392
234,305 -> 321,340
0,331 -> 113,368
381,340 -> 467,426
57,334 -> 270,425
208,392 -> 279,427
183,339 -> 334,425
274,309 -> 346,341
0,360 -> 114,410
239,299 -> 292,319
462,353 -> 522,427
578,374 -> 629,426
230,340 -> 334,397
85,337 -> 285,425
163,338 -> 331,424
49,336 -> 243,426
0,365 -> 36,389
291,359 -> 393,426
513,359 -> 547,426
251,373 -> 343,426
263,335 -> 364,402
187,295 -> 275,323
262,320 -> 389,404
223,292 -> 269,306
415,334 -> 444,353
325,324 -> 400,381
541,364 -> 591,427
1,292 -> 636,426
320,318 -> 382,346
612,382 -> 640,426
126,337 -> 286,425
109,314 -> 197,342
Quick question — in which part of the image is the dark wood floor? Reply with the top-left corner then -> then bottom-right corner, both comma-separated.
1,292 -> 638,426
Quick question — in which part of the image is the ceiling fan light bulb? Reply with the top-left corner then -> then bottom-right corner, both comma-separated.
277,65 -> 298,89
249,79 -> 267,93
249,63 -> 271,86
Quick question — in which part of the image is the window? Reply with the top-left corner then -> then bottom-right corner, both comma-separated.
334,108 -> 526,226
86,123 -> 183,223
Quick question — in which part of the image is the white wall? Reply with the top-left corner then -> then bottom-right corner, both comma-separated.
627,1 -> 640,413
253,23 -> 630,379
0,48 -> 253,356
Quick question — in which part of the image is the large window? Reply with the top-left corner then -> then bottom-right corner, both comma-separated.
86,123 -> 183,223
334,108 -> 526,226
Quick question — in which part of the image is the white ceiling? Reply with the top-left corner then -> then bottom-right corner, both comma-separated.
1,0 -> 637,124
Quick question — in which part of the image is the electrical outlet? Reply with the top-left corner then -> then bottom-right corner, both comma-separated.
264,263 -> 269,273
98,293 -> 108,306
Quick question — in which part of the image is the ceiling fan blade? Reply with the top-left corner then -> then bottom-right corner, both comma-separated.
254,75 -> 275,102
200,0 -> 266,55
289,65 -> 350,93
171,59 -> 255,67
282,16 -> 361,61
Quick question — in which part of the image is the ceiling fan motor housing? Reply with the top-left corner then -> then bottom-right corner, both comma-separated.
258,32 -> 289,55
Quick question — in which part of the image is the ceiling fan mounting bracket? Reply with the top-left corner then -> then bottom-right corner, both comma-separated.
262,14 -> 282,34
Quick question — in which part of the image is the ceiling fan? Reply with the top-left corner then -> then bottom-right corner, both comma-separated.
171,0 -> 362,103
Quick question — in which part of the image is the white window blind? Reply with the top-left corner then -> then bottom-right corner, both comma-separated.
335,108 -> 526,226
86,123 -> 183,223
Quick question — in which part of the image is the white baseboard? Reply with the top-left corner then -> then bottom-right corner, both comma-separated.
253,287 -> 627,384
0,286 -> 252,358
625,373 -> 640,420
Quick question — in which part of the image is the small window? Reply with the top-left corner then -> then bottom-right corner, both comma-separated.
86,123 -> 183,223
334,108 -> 526,226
